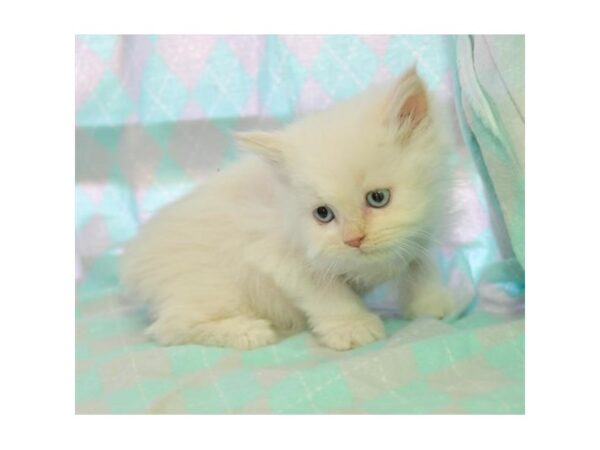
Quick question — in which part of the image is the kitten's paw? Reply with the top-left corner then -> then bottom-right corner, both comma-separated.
230,320 -> 280,350
405,286 -> 455,320
315,313 -> 386,351
146,316 -> 279,350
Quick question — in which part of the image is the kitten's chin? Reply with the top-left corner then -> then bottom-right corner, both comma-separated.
357,245 -> 407,264
308,243 -> 408,276
355,244 -> 390,257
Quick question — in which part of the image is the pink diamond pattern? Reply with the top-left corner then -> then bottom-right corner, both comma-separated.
157,35 -> 218,89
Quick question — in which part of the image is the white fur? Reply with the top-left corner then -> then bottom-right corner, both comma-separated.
120,68 -> 455,350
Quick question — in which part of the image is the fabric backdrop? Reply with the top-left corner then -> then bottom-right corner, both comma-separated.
455,35 -> 525,286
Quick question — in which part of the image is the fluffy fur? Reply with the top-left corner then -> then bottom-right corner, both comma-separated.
120,68 -> 455,350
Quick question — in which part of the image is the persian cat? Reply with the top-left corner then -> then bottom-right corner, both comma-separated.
121,67 -> 455,350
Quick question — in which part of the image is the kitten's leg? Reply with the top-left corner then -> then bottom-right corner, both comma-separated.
247,251 -> 385,350
142,275 -> 279,349
147,307 -> 279,350
288,280 -> 385,351
245,272 -> 308,338
404,256 -> 455,320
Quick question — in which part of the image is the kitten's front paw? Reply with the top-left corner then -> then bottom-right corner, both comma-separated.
315,313 -> 386,351
405,286 -> 455,320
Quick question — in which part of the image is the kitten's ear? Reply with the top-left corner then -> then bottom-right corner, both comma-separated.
385,66 -> 430,133
236,131 -> 284,164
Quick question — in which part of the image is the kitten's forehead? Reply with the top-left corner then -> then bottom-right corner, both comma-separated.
289,114 -> 390,165
290,144 -> 399,212
281,83 -> 406,204
288,124 -> 398,197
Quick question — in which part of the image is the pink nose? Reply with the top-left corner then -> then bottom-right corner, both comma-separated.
344,235 -> 365,248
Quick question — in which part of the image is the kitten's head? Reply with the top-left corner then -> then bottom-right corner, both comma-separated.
238,68 -> 448,275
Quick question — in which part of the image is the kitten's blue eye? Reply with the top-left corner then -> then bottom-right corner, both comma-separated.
313,206 -> 335,223
366,189 -> 391,208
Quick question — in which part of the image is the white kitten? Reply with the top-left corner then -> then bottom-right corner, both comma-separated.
120,67 -> 455,350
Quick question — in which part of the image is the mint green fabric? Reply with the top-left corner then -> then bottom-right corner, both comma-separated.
76,256 -> 523,414
455,35 -> 525,269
